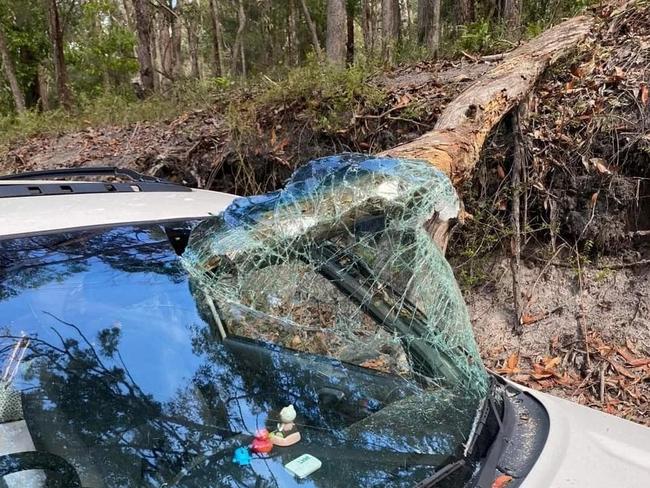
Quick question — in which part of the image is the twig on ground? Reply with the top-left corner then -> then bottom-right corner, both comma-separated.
510,102 -> 526,334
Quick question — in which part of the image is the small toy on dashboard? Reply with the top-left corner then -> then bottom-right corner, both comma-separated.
250,429 -> 274,454
270,404 -> 301,447
232,447 -> 252,465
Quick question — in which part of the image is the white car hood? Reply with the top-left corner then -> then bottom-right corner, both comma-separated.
522,388 -> 650,487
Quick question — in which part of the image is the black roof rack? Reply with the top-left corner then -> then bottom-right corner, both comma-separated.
0,166 -> 191,198
0,166 -> 165,182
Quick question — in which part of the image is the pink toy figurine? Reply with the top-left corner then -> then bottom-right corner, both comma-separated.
270,405 -> 301,446
250,428 -> 273,454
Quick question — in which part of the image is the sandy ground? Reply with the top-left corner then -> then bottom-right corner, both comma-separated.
465,253 -> 649,423
469,259 -> 650,360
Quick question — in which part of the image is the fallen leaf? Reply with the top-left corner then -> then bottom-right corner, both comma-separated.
394,93 -> 413,109
544,356 -> 562,370
609,360 -> 636,379
628,358 -> 650,368
360,357 -> 390,372
590,158 -> 612,175
531,373 -> 554,380
497,164 -> 506,180
521,313 -> 541,325
507,352 -> 519,370
492,474 -> 513,488
616,346 -> 636,363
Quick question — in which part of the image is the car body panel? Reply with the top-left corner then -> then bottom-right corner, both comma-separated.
521,388 -> 650,487
0,188 -> 236,238
2,178 -> 650,487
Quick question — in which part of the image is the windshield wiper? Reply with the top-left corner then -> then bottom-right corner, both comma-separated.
414,459 -> 466,488
310,242 -> 464,384
414,382 -> 513,487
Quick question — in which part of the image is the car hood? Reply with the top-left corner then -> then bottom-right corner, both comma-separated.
522,388 -> 650,487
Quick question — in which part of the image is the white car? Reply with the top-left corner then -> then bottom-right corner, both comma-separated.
0,162 -> 648,488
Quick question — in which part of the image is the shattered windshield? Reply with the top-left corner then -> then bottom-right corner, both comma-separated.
183,154 -> 487,392
0,155 -> 489,488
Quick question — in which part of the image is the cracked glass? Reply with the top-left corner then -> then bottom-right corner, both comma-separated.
0,154 -> 489,488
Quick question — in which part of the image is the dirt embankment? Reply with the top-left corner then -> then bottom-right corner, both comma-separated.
1,2 -> 648,424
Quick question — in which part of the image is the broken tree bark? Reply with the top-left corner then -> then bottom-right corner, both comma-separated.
378,15 -> 593,249
379,16 -> 593,185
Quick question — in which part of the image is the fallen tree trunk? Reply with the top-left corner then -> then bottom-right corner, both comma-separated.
378,16 -> 594,186
378,15 -> 594,250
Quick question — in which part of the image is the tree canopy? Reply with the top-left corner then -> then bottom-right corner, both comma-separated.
0,0 -> 590,115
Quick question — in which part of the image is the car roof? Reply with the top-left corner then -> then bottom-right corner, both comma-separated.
0,185 -> 237,239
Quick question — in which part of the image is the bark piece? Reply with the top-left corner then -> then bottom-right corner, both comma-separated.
378,16 -> 594,186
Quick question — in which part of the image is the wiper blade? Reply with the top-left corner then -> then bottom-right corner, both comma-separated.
414,459 -> 466,488
413,381 -> 505,487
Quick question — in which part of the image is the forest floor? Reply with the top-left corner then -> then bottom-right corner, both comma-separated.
1,2 -> 648,424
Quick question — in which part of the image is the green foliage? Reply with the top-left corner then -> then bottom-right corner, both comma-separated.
0,0 -> 49,112
446,19 -> 513,55
65,0 -> 138,96
0,0 -> 602,130
0,79 -> 223,150
248,61 -> 386,134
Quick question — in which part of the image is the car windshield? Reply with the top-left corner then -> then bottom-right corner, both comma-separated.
0,156 -> 491,488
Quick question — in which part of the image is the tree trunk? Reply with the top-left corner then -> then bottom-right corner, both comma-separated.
501,0 -> 522,37
208,0 -> 225,77
159,7 -> 174,80
45,0 -> 73,109
187,21 -> 200,78
37,63 -> 50,111
381,0 -> 400,64
171,1 -> 182,78
131,0 -> 155,93
378,16 -> 593,247
346,0 -> 355,65
118,0 -> 135,30
287,0 -> 300,66
0,24 -> 25,113
457,0 -> 474,24
260,0 -> 274,67
299,0 -> 322,59
326,0 -> 347,67
417,0 -> 441,56
231,0 -> 247,76
402,0 -> 412,30
150,13 -> 161,89
362,0 -> 376,57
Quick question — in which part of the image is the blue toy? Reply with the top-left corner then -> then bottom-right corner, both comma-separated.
232,447 -> 252,466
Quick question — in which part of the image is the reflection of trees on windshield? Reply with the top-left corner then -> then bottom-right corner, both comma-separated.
0,225 -> 186,300
0,222 -> 472,487
6,310 -> 455,487
10,316 -> 247,487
